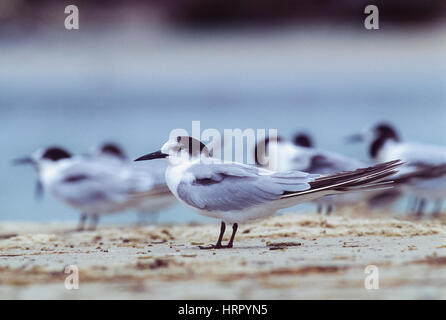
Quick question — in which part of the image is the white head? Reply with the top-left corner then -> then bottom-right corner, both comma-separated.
135,136 -> 211,165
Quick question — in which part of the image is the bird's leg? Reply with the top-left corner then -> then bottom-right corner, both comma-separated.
409,197 -> 419,213
326,205 -> 333,216
88,214 -> 100,231
433,200 -> 443,218
76,213 -> 87,231
199,221 -> 226,249
317,204 -> 322,214
416,199 -> 426,219
226,223 -> 238,248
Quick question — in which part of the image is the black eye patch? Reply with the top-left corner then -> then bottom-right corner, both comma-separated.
42,147 -> 72,161
101,143 -> 126,159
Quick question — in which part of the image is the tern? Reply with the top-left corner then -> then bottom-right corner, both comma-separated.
347,122 -> 446,216
15,146 -> 168,230
136,136 -> 402,249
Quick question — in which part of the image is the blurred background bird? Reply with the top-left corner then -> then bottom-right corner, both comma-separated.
15,145 -> 174,230
348,123 -> 446,217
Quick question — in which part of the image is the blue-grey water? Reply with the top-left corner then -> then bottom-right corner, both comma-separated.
1,28 -> 445,224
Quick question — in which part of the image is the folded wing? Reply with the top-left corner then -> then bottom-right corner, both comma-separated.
177,162 -> 317,212
52,159 -> 156,206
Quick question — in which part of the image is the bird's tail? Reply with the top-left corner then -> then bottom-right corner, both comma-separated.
280,160 -> 403,201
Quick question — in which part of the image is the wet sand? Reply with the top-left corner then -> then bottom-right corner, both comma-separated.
1,209 -> 446,299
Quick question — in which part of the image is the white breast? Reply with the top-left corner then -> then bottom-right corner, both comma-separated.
165,161 -> 194,199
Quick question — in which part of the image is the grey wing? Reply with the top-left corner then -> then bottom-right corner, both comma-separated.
177,162 -> 317,212
53,161 -> 154,204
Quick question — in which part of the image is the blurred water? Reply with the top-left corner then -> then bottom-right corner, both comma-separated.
1,27 -> 445,223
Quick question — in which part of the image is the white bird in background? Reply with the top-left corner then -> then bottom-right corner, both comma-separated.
14,146 -> 172,230
135,136 -> 402,249
347,122 -> 446,217
91,142 -> 176,224
255,135 -> 364,176
254,133 -> 382,214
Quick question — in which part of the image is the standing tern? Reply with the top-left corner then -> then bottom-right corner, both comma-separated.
136,136 -> 402,249
15,146 -> 168,230
347,122 -> 446,216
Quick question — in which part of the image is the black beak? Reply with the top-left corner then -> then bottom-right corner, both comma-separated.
13,157 -> 34,165
134,150 -> 168,161
345,133 -> 364,144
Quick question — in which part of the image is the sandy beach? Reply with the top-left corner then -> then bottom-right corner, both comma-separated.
1,209 -> 446,299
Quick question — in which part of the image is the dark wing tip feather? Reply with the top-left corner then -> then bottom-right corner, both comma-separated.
281,160 -> 403,199
309,160 -> 403,188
